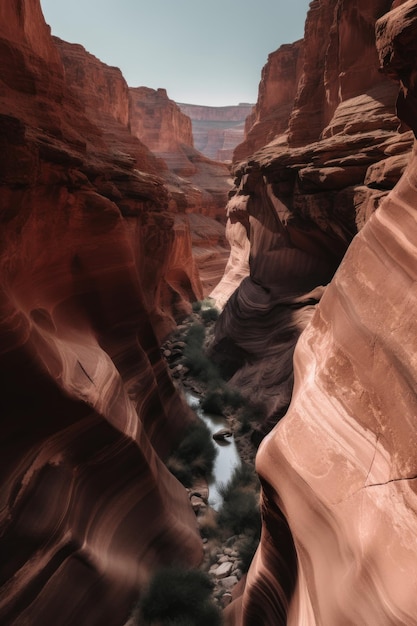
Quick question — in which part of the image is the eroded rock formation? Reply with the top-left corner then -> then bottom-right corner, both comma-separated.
0,2 -> 206,624
53,37 -> 232,299
223,1 -> 417,624
211,0 -> 412,435
179,103 -> 254,162
234,42 -> 303,162
129,87 -> 194,153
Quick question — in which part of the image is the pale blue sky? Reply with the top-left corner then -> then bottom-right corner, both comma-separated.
40,0 -> 311,106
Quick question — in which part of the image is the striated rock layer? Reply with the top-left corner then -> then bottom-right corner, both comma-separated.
226,1 -> 417,625
234,42 -> 303,162
54,39 -> 231,289
0,2 -> 205,624
179,103 -> 254,162
129,86 -> 194,153
212,0 -> 412,436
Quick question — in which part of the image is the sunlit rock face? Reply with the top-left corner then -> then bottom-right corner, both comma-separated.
129,86 -> 194,153
212,0 -> 412,437
52,37 -> 204,334
54,39 -> 231,291
225,1 -> 417,624
234,42 -> 303,162
0,2 -> 204,624
128,87 -> 234,220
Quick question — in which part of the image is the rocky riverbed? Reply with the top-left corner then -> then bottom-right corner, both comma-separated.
161,311 -> 260,607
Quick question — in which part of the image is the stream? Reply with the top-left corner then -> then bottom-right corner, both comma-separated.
185,392 -> 241,509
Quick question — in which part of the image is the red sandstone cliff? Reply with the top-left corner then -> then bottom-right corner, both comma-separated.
129,86 -> 193,152
234,42 -> 303,162
53,37 -> 230,294
0,2 -> 206,624
215,1 -> 417,624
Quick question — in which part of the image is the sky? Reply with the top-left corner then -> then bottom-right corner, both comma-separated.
40,0 -> 312,107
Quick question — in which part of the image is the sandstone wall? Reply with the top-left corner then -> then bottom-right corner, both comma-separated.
129,86 -> 194,152
212,0 -> 410,431
56,38 -> 130,127
53,36 -> 231,299
0,2 -> 205,624
234,42 -> 303,162
222,1 -> 417,624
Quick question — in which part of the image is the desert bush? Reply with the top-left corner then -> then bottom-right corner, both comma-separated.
200,383 -> 244,415
167,419 -> 217,486
138,566 -> 222,626
222,386 -> 244,409
201,306 -> 219,322
217,464 -> 261,536
200,389 -> 225,415
192,300 -> 202,312
184,322 -> 205,348
238,531 -> 260,573
182,324 -> 220,383
236,401 -> 266,434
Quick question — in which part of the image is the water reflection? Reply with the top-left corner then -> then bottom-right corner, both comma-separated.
185,392 -> 241,509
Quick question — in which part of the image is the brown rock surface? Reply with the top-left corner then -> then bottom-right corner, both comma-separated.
224,1 -> 417,624
0,2 -> 205,624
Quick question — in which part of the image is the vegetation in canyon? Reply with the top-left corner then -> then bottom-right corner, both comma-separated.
162,299 -> 263,609
136,566 -> 222,626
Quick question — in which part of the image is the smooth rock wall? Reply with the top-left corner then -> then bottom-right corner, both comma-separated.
226,2 -> 417,624
0,2 -> 204,624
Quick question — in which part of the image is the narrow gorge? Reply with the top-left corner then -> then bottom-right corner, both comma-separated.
1,1 -> 417,625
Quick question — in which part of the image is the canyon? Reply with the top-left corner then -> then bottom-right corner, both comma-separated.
1,0 -> 417,625
215,1 -> 417,625
178,103 -> 254,162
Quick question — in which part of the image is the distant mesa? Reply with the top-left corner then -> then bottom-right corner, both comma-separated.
177,102 -> 254,162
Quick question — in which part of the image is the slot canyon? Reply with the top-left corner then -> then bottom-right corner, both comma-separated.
1,1 -> 417,625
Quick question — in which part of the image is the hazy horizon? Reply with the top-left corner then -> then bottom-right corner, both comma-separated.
40,0 -> 311,107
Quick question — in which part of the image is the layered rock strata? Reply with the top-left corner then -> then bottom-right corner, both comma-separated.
225,1 -> 417,624
179,103 -> 254,162
127,85 -> 233,219
234,42 -> 303,162
129,86 -> 194,153
0,2 -> 205,624
55,38 -> 232,275
212,0 -> 412,436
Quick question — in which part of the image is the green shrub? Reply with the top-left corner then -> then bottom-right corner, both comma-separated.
201,389 -> 225,415
167,420 -> 217,486
139,566 -> 222,626
192,300 -> 202,312
236,402 -> 265,433
200,383 -> 243,415
238,531 -> 260,573
222,387 -> 244,409
201,307 -> 219,322
182,323 -> 217,382
184,322 -> 205,347
217,464 -> 261,536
